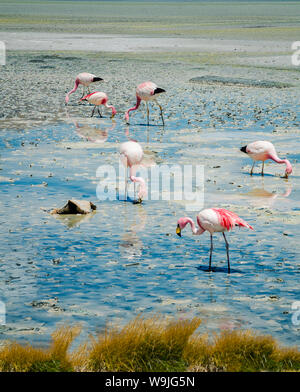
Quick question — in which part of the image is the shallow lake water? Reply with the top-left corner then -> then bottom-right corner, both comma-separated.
0,51 -> 300,349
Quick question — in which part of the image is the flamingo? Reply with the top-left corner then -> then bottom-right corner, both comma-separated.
120,141 -> 147,204
65,73 -> 103,104
80,92 -> 117,118
125,81 -> 165,125
176,208 -> 253,273
240,141 -> 293,178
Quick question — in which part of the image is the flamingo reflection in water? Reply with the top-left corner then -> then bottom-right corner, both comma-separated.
243,184 -> 292,209
119,205 -> 147,262
73,120 -> 116,143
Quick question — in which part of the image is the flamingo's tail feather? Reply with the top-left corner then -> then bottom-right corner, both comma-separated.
213,208 -> 253,231
235,217 -> 254,231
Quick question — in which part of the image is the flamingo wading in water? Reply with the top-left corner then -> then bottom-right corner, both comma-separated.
120,141 -> 147,204
240,141 -> 293,178
176,208 -> 253,273
80,92 -> 117,118
65,73 -> 103,104
125,81 -> 165,125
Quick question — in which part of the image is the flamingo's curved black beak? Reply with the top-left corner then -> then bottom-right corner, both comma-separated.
176,224 -> 182,237
93,77 -> 104,82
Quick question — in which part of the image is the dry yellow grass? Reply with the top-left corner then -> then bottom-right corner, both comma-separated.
88,315 -> 201,372
0,316 -> 299,372
0,325 -> 80,372
185,329 -> 300,372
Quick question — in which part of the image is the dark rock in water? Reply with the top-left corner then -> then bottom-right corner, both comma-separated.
51,199 -> 97,215
40,65 -> 56,69
189,76 -> 293,88
39,54 -> 59,59
29,59 -> 45,63
59,56 -> 79,61
30,298 -> 64,312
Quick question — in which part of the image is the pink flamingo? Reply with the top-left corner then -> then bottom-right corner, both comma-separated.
125,81 -> 165,125
176,208 -> 253,273
240,141 -> 293,178
80,92 -> 117,118
65,72 -> 103,104
120,141 -> 147,204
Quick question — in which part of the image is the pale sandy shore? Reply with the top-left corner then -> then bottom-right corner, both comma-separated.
0,31 -> 292,54
0,31 -> 294,68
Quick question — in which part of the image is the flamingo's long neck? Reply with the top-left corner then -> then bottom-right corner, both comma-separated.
65,79 -> 79,104
125,96 -> 142,122
129,166 -> 146,198
104,103 -> 117,117
182,218 -> 198,235
268,153 -> 292,174
130,175 -> 146,198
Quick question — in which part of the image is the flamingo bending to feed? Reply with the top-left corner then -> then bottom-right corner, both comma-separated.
80,92 -> 117,118
65,73 -> 103,104
125,81 -> 165,125
240,141 -> 292,178
176,208 -> 253,273
120,141 -> 147,204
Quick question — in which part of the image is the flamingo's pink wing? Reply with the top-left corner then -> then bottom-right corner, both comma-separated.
212,208 -> 254,231
80,92 -> 97,101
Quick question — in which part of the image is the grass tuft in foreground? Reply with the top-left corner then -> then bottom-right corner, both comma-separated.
185,330 -> 300,372
0,325 -> 80,372
0,316 -> 299,372
87,316 -> 201,372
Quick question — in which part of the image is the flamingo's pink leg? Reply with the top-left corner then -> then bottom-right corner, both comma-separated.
261,161 -> 265,176
124,166 -> 128,201
250,162 -> 255,176
209,234 -> 213,272
223,232 -> 230,273
97,107 -> 103,118
154,99 -> 165,126
146,102 -> 149,125
79,85 -> 85,100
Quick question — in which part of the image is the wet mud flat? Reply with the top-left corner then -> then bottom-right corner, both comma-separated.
0,48 -> 300,348
189,76 -> 294,88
